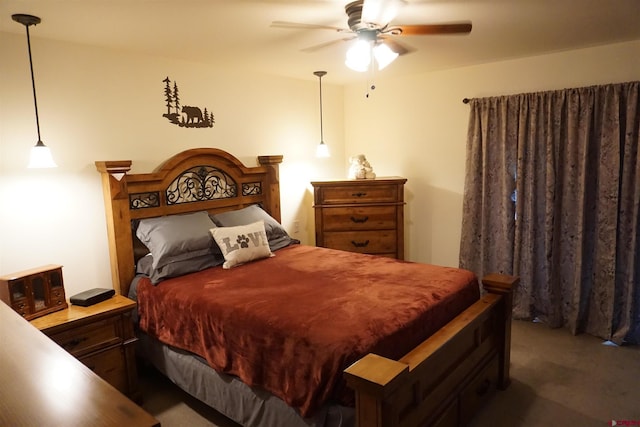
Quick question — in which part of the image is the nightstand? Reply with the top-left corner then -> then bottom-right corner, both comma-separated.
312,177 -> 407,259
30,294 -> 140,402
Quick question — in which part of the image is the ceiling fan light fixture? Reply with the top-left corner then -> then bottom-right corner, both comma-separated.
275,1 -> 473,75
345,39 -> 372,72
373,43 -> 398,70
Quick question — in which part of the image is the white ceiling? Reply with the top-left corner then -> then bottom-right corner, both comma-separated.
2,0 -> 640,85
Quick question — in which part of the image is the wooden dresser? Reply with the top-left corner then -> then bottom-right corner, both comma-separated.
30,295 -> 141,402
0,300 -> 159,427
312,177 -> 407,259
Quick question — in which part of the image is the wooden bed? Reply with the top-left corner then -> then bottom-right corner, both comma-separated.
95,148 -> 517,427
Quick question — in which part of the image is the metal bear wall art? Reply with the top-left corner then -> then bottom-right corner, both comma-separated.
162,77 -> 215,128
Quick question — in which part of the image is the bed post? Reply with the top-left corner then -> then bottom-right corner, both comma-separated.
95,160 -> 134,296
257,155 -> 283,223
481,273 -> 518,389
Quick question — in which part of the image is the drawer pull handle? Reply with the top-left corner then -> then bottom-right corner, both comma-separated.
476,379 -> 491,396
352,192 -> 367,198
351,240 -> 370,248
350,216 -> 369,223
66,337 -> 88,349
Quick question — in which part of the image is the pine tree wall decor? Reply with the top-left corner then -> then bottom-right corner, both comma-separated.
162,77 -> 215,128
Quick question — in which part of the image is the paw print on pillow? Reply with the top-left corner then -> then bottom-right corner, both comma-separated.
210,221 -> 273,269
236,234 -> 250,248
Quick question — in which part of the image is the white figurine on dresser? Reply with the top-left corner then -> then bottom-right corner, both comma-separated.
347,154 -> 376,179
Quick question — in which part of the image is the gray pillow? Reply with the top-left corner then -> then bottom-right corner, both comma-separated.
136,211 -> 221,271
136,253 -> 223,284
211,205 -> 299,251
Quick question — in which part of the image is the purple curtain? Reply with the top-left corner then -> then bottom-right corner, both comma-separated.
460,81 -> 640,344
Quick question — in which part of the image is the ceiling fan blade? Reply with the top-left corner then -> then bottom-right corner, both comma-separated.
378,36 -> 412,56
362,0 -> 405,26
301,36 -> 357,53
270,21 -> 349,32
391,22 -> 472,36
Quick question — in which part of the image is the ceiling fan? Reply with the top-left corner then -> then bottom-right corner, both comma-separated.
271,0 -> 472,72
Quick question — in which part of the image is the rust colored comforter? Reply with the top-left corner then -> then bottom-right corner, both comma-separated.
136,244 -> 479,417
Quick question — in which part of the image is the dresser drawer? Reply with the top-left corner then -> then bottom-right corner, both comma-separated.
318,184 -> 400,204
79,345 -> 128,393
322,206 -> 397,231
323,230 -> 397,254
48,318 -> 122,357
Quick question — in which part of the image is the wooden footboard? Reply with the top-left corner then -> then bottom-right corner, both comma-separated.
344,274 -> 517,427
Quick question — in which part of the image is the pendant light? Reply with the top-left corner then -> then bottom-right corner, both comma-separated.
13,14 -> 57,168
313,71 -> 330,158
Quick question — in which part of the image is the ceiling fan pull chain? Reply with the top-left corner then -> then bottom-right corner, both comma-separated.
365,62 -> 376,98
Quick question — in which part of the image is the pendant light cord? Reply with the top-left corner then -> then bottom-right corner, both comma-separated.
313,71 -> 327,144
25,24 -> 42,143
318,74 -> 324,143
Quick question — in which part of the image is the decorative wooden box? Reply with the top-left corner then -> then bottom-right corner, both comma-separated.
0,264 -> 68,320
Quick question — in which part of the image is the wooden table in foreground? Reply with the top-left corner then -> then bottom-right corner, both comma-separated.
0,300 -> 160,427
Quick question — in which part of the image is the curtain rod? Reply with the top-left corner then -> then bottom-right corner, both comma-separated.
462,98 -> 471,104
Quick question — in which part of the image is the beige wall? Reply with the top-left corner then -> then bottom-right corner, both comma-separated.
344,40 -> 640,268
1,32 -> 638,296
0,33 -> 345,296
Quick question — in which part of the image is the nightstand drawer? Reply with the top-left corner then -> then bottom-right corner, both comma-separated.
323,230 -> 397,254
322,206 -> 397,231
318,184 -> 400,204
48,318 -> 121,357
80,345 -> 128,393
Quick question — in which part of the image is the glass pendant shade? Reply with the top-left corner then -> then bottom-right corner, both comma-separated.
316,141 -> 330,158
346,40 -> 398,72
28,140 -> 57,168
373,43 -> 399,70
345,40 -> 372,72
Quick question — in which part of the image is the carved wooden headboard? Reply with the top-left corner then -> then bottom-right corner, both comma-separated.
95,148 -> 283,297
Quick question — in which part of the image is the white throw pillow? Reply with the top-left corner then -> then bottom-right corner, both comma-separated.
209,220 -> 273,269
